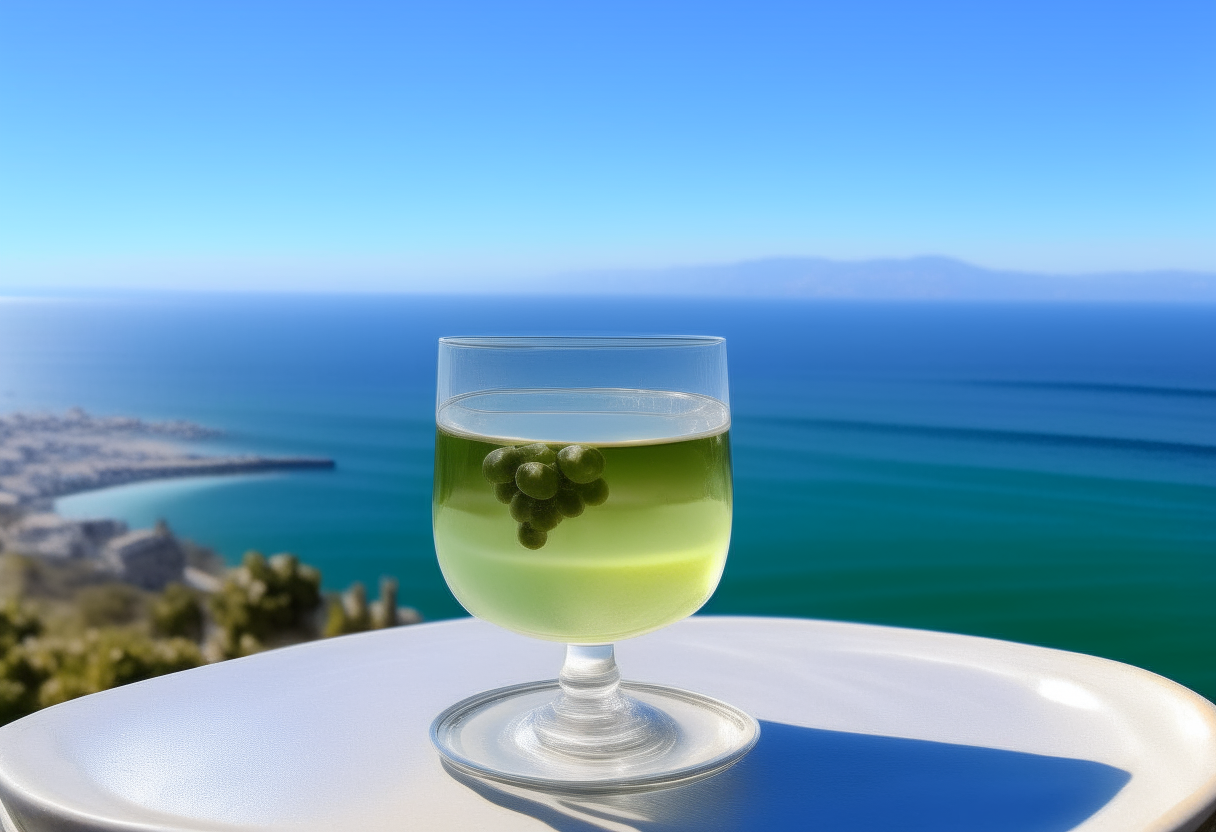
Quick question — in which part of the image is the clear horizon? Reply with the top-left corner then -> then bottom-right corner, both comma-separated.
2,0 -> 1213,293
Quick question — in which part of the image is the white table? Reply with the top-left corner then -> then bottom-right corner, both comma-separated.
1,617 -> 1214,832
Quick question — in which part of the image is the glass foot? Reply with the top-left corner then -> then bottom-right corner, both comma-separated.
431,679 -> 759,794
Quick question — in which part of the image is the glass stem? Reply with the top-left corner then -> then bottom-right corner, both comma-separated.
557,643 -> 625,721
528,643 -> 675,760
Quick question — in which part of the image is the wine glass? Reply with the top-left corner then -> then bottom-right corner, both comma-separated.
430,336 -> 757,792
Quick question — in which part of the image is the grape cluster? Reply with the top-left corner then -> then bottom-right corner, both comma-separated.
482,442 -> 608,549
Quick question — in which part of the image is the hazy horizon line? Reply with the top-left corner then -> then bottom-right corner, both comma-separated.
2,254 -> 1216,301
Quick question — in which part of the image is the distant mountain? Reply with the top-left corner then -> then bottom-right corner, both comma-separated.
531,257 -> 1216,302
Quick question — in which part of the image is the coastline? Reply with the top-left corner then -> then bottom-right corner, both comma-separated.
0,409 -> 336,586
0,408 -> 334,512
29,455 -> 335,508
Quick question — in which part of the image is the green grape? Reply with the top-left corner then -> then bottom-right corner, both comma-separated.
578,478 -> 609,506
494,482 -> 520,504
518,443 -> 557,465
517,523 -> 547,550
557,445 -> 604,484
554,490 -> 585,518
482,446 -> 522,484
516,461 -> 559,499
509,492 -> 535,523
529,499 -> 563,532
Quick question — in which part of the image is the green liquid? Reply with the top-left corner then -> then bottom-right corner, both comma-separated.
433,390 -> 732,643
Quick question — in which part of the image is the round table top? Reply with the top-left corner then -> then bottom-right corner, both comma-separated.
1,616 -> 1214,832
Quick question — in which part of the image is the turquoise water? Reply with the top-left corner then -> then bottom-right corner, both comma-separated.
2,295 -> 1213,699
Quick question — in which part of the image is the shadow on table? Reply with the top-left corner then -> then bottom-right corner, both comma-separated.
446,720 -> 1130,832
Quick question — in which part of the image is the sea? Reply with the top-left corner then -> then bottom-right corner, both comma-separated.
1,294 -> 1213,700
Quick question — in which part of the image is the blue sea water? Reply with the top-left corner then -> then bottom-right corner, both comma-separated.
1,294 -> 1213,699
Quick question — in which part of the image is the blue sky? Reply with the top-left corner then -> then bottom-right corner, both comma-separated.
1,0 -> 1213,291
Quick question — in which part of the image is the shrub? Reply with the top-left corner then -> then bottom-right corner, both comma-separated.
0,628 -> 203,725
323,582 -> 370,637
83,629 -> 203,692
76,583 -> 145,627
323,579 -> 409,637
209,551 -> 321,658
0,602 -> 41,653
151,583 -> 204,641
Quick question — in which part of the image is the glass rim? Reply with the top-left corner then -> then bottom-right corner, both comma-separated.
438,335 -> 724,349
